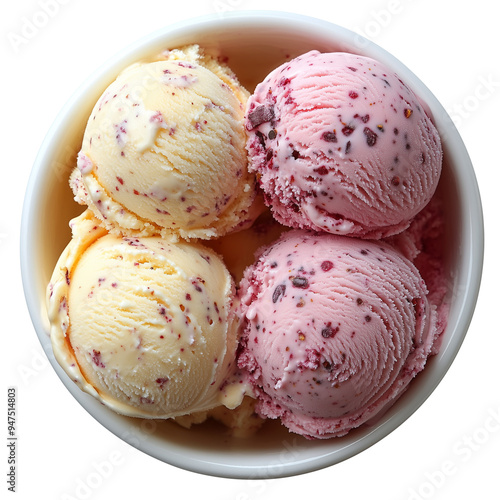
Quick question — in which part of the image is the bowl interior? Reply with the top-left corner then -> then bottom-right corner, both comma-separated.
21,11 -> 483,479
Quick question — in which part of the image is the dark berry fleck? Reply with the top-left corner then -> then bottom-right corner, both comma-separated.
342,125 -> 355,136
291,276 -> 309,289
363,127 -> 378,146
321,131 -> 338,143
255,130 -> 266,149
321,322 -> 339,338
355,113 -> 370,123
314,166 -> 328,175
321,260 -> 334,272
247,105 -> 275,129
191,278 -> 203,292
278,77 -> 291,87
349,90 -> 359,99
156,377 -> 169,389
272,284 -> 286,303
91,350 -> 105,368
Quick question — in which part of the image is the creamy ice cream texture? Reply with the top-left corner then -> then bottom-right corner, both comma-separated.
71,45 -> 259,240
238,230 -> 438,439
47,211 -> 244,418
245,50 -> 443,238
45,45 -> 449,440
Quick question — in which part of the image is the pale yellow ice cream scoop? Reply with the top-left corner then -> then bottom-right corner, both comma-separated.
70,45 -> 259,240
47,210 -> 244,418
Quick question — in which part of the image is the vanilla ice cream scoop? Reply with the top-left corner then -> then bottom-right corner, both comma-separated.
47,210 -> 244,418
71,45 -> 259,240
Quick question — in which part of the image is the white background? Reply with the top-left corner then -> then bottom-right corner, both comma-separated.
2,0 -> 499,498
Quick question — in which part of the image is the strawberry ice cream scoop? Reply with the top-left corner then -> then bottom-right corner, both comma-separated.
245,51 -> 443,238
237,230 -> 438,439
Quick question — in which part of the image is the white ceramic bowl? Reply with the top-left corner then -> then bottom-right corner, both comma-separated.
21,11 -> 483,479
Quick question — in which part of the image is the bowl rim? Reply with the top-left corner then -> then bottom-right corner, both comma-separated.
20,9 -> 484,479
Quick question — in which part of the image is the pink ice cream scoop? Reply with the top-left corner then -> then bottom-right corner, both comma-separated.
237,230 -> 438,439
245,51 -> 443,238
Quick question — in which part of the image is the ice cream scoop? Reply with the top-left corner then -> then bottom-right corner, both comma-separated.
47,210 -> 244,418
71,45 -> 259,241
245,50 -> 443,238
238,229 -> 438,438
